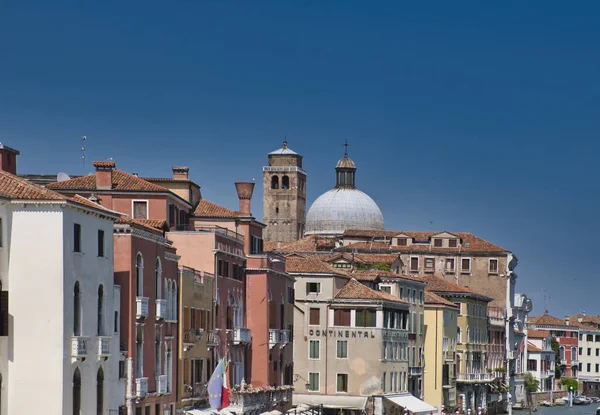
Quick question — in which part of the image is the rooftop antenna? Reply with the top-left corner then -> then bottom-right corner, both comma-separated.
81,136 -> 87,175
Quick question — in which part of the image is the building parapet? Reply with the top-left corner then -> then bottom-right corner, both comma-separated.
230,387 -> 293,413
263,166 -> 307,175
456,373 -> 494,383
173,224 -> 244,243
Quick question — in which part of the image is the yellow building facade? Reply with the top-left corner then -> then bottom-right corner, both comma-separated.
423,291 -> 458,409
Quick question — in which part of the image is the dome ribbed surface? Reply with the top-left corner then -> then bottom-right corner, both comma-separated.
336,155 -> 356,169
305,188 -> 384,236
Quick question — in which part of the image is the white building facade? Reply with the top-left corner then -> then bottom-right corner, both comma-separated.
2,188 -> 124,414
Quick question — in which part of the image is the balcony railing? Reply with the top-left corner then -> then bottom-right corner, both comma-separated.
543,370 -> 554,378
183,328 -> 204,350
173,225 -> 244,242
136,297 -> 149,319
279,329 -> 290,346
156,299 -> 167,320
269,329 -> 280,348
136,377 -> 148,397
409,366 -> 423,376
233,327 -> 251,345
206,329 -> 220,348
157,375 -> 168,394
444,351 -> 456,361
456,373 -> 494,383
183,382 -> 207,401
97,336 -> 111,357
231,387 -> 293,411
71,336 -> 89,358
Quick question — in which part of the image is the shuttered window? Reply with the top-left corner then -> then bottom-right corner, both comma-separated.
0,290 -> 8,336
309,308 -> 320,325
133,201 -> 148,219
333,309 -> 350,326
356,309 -> 376,327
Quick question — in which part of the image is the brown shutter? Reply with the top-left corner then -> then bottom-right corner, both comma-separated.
309,308 -> 320,326
0,291 -> 8,336
184,359 -> 190,384
184,307 -> 191,331
195,309 -> 200,329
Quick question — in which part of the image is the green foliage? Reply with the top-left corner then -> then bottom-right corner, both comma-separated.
551,337 -> 561,379
373,263 -> 392,272
524,373 -> 540,394
355,262 -> 392,272
559,378 -> 579,392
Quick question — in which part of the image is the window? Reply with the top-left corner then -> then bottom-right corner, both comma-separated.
74,223 -> 81,252
455,303 -> 462,315
334,309 -> 350,326
271,175 -> 279,189
0,218 -> 3,247
448,239 -> 458,248
596,349 -> 599,357
596,364 -> 599,373
119,361 -> 126,379
461,258 -> 471,272
97,230 -> 105,257
114,311 -> 119,333
306,282 -> 320,294
589,334 -> 594,342
287,287 -> 295,304
380,285 -> 392,294
382,372 -> 387,392
337,340 -> 348,359
97,367 -> 104,415
337,374 -> 348,392
97,285 -> 104,336
0,281 -> 8,336
396,238 -> 407,246
355,309 -> 376,327
309,308 -> 320,326
74,282 -> 81,336
424,257 -> 434,271
250,236 -> 264,254
136,254 -> 143,297
434,239 -> 442,247
282,175 -> 290,189
527,360 -> 537,371
489,259 -> 498,273
308,373 -> 319,392
588,363 -> 592,372
588,348 -> 592,356
410,257 -> 419,272
133,201 -> 148,219
445,258 -> 455,272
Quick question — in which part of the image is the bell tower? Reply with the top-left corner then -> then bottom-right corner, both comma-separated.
263,141 -> 306,243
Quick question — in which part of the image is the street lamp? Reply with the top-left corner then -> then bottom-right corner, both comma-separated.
569,386 -> 573,407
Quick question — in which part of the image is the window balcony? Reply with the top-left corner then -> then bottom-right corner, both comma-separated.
136,297 -> 149,319
97,336 -> 111,358
444,351 -> 456,362
543,370 -> 555,378
71,336 -> 89,359
269,329 -> 280,348
456,373 -> 494,383
156,299 -> 167,320
233,327 -> 251,345
157,374 -> 168,394
409,366 -> 423,376
279,329 -> 290,346
136,377 -> 148,397
183,328 -> 204,351
206,329 -> 220,348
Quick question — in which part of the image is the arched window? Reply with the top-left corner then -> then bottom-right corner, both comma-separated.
560,346 -> 565,360
281,176 -> 289,189
571,347 -> 577,361
73,367 -> 81,415
74,282 -> 81,336
136,326 -> 144,378
155,258 -> 162,300
155,326 -> 162,376
96,367 -> 104,415
271,175 -> 279,189
457,327 -> 461,343
97,285 -> 104,336
136,254 -> 144,297
166,280 -> 172,320
171,282 -> 177,321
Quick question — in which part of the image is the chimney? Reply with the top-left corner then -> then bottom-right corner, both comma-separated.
0,143 -> 20,175
93,160 -> 116,190
235,182 -> 255,216
172,166 -> 189,180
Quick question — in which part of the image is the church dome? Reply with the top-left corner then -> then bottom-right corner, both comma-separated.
305,188 -> 384,235
305,145 -> 384,236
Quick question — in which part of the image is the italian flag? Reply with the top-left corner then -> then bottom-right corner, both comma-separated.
222,360 -> 230,409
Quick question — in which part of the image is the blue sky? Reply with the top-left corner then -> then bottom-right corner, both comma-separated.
1,1 -> 599,317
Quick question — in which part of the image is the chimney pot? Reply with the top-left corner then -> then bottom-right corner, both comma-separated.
93,160 -> 116,189
0,143 -> 20,175
172,166 -> 189,180
235,182 -> 255,216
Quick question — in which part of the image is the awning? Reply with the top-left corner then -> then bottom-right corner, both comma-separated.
384,394 -> 437,415
293,394 -> 368,410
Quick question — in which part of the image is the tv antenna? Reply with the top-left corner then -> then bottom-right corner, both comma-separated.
81,136 -> 87,175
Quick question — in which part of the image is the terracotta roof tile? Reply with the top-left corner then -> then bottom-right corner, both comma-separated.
265,235 -> 337,253
421,274 -> 492,301
135,219 -> 168,231
47,169 -> 169,192
354,253 -> 401,264
193,199 -> 239,218
527,342 -> 543,353
351,270 -> 426,283
70,195 -> 120,217
0,170 -> 66,200
285,256 -> 350,277
527,329 -> 550,339
425,291 -> 459,308
92,161 -> 116,168
529,314 -> 570,327
341,230 -> 509,254
116,216 -> 164,235
334,278 -> 407,304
